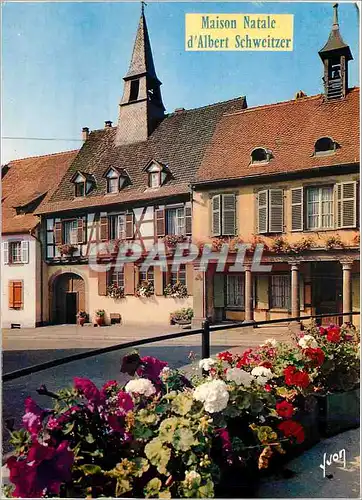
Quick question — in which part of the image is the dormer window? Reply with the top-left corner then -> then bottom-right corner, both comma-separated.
103,167 -> 130,193
251,148 -> 271,164
71,171 -> 94,197
314,137 -> 337,155
144,160 -> 169,189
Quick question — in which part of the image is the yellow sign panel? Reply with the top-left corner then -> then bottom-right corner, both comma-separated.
185,13 -> 294,51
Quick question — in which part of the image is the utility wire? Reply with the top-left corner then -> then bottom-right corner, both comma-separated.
1,137 -> 83,142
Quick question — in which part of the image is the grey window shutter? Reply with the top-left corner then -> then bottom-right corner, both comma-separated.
77,217 -> 86,244
21,241 -> 29,263
257,190 -> 268,234
100,216 -> 109,241
185,203 -> 192,236
269,189 -> 284,233
211,195 -> 221,236
222,194 -> 236,236
291,187 -> 304,231
3,241 -> 9,265
336,181 -> 357,228
54,221 -> 63,245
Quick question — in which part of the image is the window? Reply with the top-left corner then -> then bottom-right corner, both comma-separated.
110,268 -> 124,288
3,241 -> 29,264
139,267 -> 154,286
170,265 -> 186,286
314,137 -> 336,155
257,189 -> 284,234
251,148 -> 270,164
226,275 -> 244,308
75,181 -> 85,197
270,275 -> 290,310
149,171 -> 160,188
63,220 -> 78,244
211,193 -> 236,236
129,79 -> 140,102
110,214 -> 126,240
166,208 -> 185,235
307,186 -> 333,230
8,280 -> 23,309
107,177 -> 119,194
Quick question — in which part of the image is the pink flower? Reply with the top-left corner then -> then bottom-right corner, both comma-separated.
22,398 -> 44,436
47,406 -> 81,431
136,356 -> 168,384
7,440 -> 74,498
117,391 -> 134,414
106,414 -> 124,433
74,377 -> 103,406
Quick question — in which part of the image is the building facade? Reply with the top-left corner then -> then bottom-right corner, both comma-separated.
1,151 -> 77,328
191,6 -> 360,327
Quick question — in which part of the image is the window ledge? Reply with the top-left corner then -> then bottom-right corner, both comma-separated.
225,306 -> 245,311
269,308 -> 290,313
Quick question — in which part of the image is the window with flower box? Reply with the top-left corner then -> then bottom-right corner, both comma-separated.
110,269 -> 125,288
170,266 -> 186,286
139,267 -> 154,286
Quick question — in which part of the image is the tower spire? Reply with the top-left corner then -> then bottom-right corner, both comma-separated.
115,6 -> 165,146
319,3 -> 353,100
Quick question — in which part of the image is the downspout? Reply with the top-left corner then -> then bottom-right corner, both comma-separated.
29,226 -> 44,326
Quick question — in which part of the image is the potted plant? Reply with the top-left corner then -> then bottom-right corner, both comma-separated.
170,307 -> 193,325
95,309 -> 105,326
299,321 -> 360,436
135,280 -> 154,298
77,311 -> 87,327
106,283 -> 125,299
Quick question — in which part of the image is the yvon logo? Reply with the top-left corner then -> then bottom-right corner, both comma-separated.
319,449 -> 346,478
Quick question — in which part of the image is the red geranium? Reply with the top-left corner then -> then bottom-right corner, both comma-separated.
278,420 -> 305,444
260,361 -> 273,369
283,366 -> 310,389
327,326 -> 341,343
319,326 -> 327,335
74,377 -> 104,406
304,347 -> 325,366
217,351 -> 234,363
276,400 -> 294,419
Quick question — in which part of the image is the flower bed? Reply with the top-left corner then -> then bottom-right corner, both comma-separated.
5,323 -> 359,498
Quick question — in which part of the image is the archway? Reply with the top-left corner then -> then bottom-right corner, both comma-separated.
51,272 -> 86,324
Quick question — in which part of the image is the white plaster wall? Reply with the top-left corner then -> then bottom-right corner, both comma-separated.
1,234 -> 38,328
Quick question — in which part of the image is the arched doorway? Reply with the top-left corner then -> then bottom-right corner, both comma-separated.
52,272 -> 85,324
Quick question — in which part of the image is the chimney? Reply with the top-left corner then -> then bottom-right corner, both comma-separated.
104,120 -> 113,128
82,127 -> 89,142
174,107 -> 185,113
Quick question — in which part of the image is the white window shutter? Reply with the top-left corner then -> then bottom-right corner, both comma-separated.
222,194 -> 236,236
211,195 -> 221,236
3,242 -> 9,265
291,187 -> 304,231
269,189 -> 284,233
21,240 -> 29,263
336,181 -> 357,229
257,190 -> 268,234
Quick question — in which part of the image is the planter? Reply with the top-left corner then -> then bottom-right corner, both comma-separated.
78,317 -> 86,327
316,388 -> 360,437
95,316 -> 104,326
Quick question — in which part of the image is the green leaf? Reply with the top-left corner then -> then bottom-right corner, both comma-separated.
85,433 -> 95,444
172,427 -> 196,452
115,478 -> 132,496
144,477 -> 162,498
132,457 -> 150,478
198,479 -> 214,498
137,409 -> 159,425
133,422 -> 154,440
63,421 -> 75,435
159,417 -> 180,443
80,464 -> 102,476
171,392 -> 193,416
144,438 -> 171,475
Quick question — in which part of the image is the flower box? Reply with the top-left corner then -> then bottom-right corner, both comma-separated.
316,387 -> 360,437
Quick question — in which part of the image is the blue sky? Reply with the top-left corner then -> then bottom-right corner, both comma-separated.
1,1 -> 359,164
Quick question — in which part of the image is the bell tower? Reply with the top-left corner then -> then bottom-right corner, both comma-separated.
319,3 -> 353,100
115,4 -> 165,146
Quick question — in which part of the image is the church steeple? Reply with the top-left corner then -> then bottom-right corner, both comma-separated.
319,3 -> 353,100
115,5 -> 165,146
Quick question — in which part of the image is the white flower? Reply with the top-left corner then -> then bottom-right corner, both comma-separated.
193,379 -> 229,413
263,338 -> 278,347
251,366 -> 274,385
198,358 -> 216,371
184,470 -> 201,487
226,367 -> 253,387
160,366 -> 171,380
125,378 -> 156,397
298,334 -> 318,349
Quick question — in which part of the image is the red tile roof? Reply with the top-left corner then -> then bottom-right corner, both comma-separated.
196,88 -> 359,184
2,150 -> 78,234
